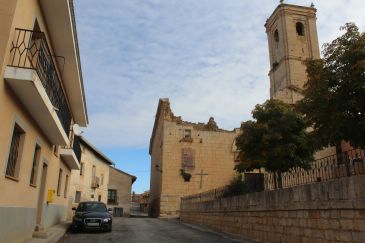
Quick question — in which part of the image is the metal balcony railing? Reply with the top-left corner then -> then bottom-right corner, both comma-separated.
91,176 -> 100,188
73,135 -> 81,163
8,28 -> 71,137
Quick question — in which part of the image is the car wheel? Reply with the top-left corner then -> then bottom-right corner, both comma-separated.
70,224 -> 78,233
107,224 -> 112,232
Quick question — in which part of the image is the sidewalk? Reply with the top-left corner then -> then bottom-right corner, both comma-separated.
26,222 -> 70,243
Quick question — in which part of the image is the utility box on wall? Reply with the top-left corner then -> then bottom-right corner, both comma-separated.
47,189 -> 55,203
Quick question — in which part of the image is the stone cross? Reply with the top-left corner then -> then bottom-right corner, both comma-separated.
196,169 -> 208,189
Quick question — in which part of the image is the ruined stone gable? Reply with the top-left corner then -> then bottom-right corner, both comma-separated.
149,99 -> 240,216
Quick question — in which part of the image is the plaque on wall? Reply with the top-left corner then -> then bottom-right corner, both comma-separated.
181,148 -> 195,168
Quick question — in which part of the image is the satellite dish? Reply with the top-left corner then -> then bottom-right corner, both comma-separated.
73,124 -> 82,136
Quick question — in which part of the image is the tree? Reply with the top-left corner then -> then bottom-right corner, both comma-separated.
235,100 -> 315,187
297,23 -> 365,149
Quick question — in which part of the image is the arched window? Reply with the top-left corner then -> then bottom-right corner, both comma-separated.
296,22 -> 304,36
274,29 -> 279,42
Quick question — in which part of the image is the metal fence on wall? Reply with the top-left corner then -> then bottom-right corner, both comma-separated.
265,148 -> 365,190
181,148 -> 365,203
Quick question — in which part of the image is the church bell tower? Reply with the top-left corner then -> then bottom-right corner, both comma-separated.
265,3 -> 320,104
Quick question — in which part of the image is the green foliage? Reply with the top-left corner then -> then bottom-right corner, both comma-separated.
297,23 -> 365,149
180,169 -> 192,182
223,175 -> 250,197
235,99 -> 314,173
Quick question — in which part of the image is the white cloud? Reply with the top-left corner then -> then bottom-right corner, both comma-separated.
74,0 -> 365,149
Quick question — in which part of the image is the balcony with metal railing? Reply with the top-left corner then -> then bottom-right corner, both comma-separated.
59,135 -> 81,170
4,28 -> 72,145
73,135 -> 82,163
91,176 -> 100,189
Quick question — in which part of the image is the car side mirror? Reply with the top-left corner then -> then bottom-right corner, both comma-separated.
72,207 -> 76,211
108,208 -> 112,212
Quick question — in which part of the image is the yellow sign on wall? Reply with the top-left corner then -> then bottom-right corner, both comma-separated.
47,189 -> 55,203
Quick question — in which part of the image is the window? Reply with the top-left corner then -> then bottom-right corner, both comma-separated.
6,124 -> 25,178
108,189 -> 117,204
296,22 -> 304,36
30,144 -> 41,185
75,191 -> 81,203
92,165 -> 96,178
184,129 -> 192,139
274,29 -> 279,42
57,169 -> 63,196
52,145 -> 59,157
101,173 -> 104,185
64,175 -> 69,198
80,162 -> 84,176
98,195 -> 101,202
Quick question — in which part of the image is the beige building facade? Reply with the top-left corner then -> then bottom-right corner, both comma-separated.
107,167 -> 136,217
265,3 -> 336,158
0,0 -> 88,242
68,137 -> 112,219
149,99 -> 240,217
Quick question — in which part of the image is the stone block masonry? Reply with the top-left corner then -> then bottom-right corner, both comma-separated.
180,175 -> 365,242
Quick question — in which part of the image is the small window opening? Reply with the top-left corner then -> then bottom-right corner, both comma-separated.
296,22 -> 304,36
274,29 -> 279,42
75,191 -> 81,203
184,129 -> 192,139
80,162 -> 84,176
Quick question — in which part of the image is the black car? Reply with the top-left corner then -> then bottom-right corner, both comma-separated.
71,201 -> 112,232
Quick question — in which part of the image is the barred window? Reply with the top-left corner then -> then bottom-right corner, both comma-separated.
30,144 -> 41,185
108,189 -> 117,204
64,175 -> 69,198
6,124 -> 25,178
57,169 -> 63,196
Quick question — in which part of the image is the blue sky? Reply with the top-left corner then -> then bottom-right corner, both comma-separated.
74,0 -> 365,193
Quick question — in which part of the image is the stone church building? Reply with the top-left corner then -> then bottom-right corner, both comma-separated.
149,99 -> 240,216
149,2 -> 342,217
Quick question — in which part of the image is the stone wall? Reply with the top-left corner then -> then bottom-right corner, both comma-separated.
180,175 -> 365,242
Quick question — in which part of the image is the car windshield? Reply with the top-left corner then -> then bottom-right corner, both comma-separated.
77,202 -> 107,212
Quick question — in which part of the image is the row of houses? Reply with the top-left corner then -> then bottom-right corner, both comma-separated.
0,1 -> 135,243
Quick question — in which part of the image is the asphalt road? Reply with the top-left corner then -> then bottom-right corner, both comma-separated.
61,217 -> 257,243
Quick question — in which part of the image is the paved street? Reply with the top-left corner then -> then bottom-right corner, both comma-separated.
62,217 -> 256,243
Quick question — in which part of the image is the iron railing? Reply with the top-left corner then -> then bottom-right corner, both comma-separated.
264,148 -> 365,190
181,186 -> 228,204
73,135 -> 81,163
8,28 -> 71,137
181,148 -> 365,203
